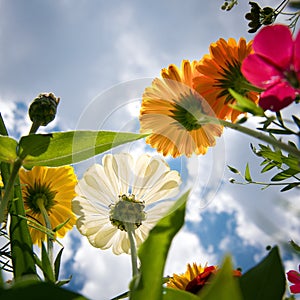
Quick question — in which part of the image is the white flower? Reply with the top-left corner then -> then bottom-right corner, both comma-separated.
72,153 -> 181,254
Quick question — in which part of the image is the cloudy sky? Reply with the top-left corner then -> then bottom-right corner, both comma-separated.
0,1 -> 300,299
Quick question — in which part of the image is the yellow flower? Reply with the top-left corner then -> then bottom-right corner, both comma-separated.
19,166 -> 77,245
194,37 -> 259,122
139,60 -> 223,158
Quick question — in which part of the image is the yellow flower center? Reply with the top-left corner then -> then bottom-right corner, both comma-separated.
23,181 -> 57,214
109,194 -> 146,231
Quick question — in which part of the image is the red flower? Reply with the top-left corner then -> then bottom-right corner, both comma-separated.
287,265 -> 300,294
241,24 -> 300,111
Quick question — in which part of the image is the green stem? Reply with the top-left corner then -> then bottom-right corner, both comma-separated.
37,199 -> 54,268
125,223 -> 138,278
204,116 -> 300,160
29,121 -> 41,135
0,158 -> 22,222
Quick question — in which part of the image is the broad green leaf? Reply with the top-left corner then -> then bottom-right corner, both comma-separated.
244,163 -> 252,182
0,279 -> 86,300
22,131 -> 147,168
130,191 -> 189,300
18,134 -> 52,159
239,246 -> 286,300
198,256 -> 243,300
163,287 -> 200,300
228,89 -> 264,116
0,135 -> 17,163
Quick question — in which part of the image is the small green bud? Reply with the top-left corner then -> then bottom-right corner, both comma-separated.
28,93 -> 60,126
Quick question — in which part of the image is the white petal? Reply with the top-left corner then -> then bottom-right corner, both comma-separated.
132,155 -> 170,198
91,225 -> 118,249
111,153 -> 133,194
145,200 -> 174,223
111,230 -> 130,254
142,171 -> 181,205
76,164 -> 117,206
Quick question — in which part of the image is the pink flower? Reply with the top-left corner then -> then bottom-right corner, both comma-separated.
241,24 -> 300,111
287,265 -> 300,294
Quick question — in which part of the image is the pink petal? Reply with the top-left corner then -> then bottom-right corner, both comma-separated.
241,54 -> 283,88
294,29 -> 300,72
287,270 -> 300,284
259,82 -> 296,111
291,284 -> 300,294
253,24 -> 293,70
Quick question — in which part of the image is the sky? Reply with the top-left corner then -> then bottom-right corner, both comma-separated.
0,1 -> 300,299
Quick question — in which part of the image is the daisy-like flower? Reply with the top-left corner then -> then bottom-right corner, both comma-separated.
287,265 -> 300,294
19,165 -> 77,245
194,37 -> 259,122
167,262 -> 241,295
72,153 -> 181,254
242,24 -> 300,111
139,60 -> 223,158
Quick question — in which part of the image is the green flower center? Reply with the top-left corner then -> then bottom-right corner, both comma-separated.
109,194 -> 146,231
23,181 -> 57,214
214,59 -> 251,103
171,90 -> 208,131
284,69 -> 299,89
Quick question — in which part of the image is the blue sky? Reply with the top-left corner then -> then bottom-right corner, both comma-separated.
0,1 -> 300,299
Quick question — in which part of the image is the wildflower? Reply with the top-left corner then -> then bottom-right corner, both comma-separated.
287,265 -> 300,294
241,24 -> 300,111
194,37 -> 259,122
140,60 -> 223,158
167,262 -> 241,294
19,166 -> 77,245
72,153 -> 181,254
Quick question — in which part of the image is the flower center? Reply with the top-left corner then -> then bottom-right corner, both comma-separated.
215,59 -> 251,103
171,90 -> 208,131
109,194 -> 146,231
23,181 -> 57,214
284,69 -> 300,89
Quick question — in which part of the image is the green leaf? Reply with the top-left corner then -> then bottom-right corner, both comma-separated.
239,246 -> 286,300
18,134 -> 52,159
292,115 -> 300,130
0,279 -> 87,300
244,163 -> 252,182
290,240 -> 300,252
54,248 -> 64,281
271,168 -> 299,181
227,165 -> 240,174
197,256 -> 243,300
22,131 -> 147,168
41,242 -> 55,282
163,287 -> 200,300
280,182 -> 300,192
0,135 -> 17,163
228,89 -> 264,116
130,191 -> 189,300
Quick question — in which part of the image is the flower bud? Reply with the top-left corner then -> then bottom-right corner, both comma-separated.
28,93 -> 60,126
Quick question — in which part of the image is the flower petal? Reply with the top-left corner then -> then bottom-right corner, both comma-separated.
294,28 -> 300,73
253,24 -> 294,69
259,82 -> 296,111
241,54 -> 282,88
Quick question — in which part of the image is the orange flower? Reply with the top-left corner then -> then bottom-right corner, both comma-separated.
167,262 -> 241,295
19,166 -> 77,245
194,37 -> 259,122
139,60 -> 223,158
